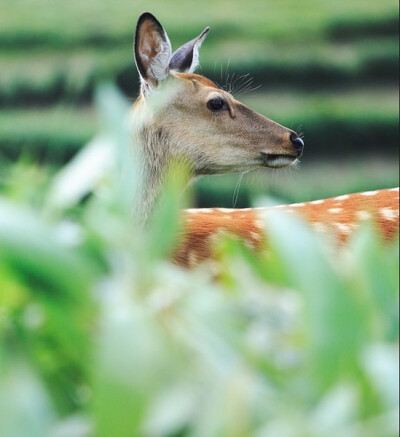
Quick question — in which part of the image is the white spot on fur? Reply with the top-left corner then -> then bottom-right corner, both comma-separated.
217,208 -> 235,213
193,208 -> 215,214
356,210 -> 372,221
334,194 -> 350,201
250,231 -> 261,241
328,208 -> 343,213
310,199 -> 324,205
210,228 -> 229,242
334,223 -> 352,234
185,208 -> 212,214
380,208 -> 398,221
389,187 -> 399,192
254,218 -> 265,230
244,240 -> 256,250
188,251 -> 199,267
361,190 -> 378,196
291,203 -> 305,207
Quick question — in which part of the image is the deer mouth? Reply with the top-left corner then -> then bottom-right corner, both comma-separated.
261,153 -> 297,168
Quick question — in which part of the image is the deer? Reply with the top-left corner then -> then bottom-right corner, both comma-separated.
131,12 -> 399,268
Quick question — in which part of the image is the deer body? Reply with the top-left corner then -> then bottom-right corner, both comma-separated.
132,13 -> 398,267
177,187 -> 399,267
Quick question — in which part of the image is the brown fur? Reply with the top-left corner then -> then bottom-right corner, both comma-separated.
174,188 -> 399,267
176,73 -> 218,88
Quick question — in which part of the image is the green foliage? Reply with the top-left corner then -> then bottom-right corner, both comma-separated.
0,0 -> 397,48
0,107 -> 97,162
0,86 -> 398,437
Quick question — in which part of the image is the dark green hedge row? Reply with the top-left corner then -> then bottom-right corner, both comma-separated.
0,23 -> 245,52
1,52 -> 398,108
301,118 -> 399,157
328,16 -> 399,41
0,15 -> 397,50
0,135 -> 87,164
0,74 -> 95,107
119,55 -> 399,98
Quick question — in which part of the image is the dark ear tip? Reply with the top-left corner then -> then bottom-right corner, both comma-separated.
138,12 -> 157,23
196,26 -> 210,43
136,12 -> 164,30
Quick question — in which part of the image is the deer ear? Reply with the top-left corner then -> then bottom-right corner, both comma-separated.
169,26 -> 210,73
134,12 -> 172,91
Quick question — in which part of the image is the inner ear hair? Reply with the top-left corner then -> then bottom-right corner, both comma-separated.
134,12 -> 172,88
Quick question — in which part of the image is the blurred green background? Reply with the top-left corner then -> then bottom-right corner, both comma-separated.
0,3 -> 399,436
0,0 -> 399,204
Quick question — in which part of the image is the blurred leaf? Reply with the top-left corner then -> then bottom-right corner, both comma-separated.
0,361 -> 56,437
349,224 -> 399,340
46,135 -> 114,213
92,293 -> 181,437
94,83 -> 139,216
0,198 -> 95,294
146,162 -> 191,262
263,210 -> 370,392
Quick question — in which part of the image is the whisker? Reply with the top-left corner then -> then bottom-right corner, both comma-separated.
220,72 -> 261,96
234,75 -> 257,95
233,172 -> 245,207
236,83 -> 261,96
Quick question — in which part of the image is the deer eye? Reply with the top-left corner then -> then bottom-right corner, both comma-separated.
207,97 -> 226,111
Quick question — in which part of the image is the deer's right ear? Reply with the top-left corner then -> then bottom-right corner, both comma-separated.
169,27 -> 210,73
134,13 -> 172,92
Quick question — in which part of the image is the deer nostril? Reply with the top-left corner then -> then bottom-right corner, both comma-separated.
290,133 -> 304,157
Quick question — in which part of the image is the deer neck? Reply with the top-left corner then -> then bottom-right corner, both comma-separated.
132,111 -> 191,224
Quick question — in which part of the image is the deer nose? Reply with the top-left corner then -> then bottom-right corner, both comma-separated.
290,133 -> 304,157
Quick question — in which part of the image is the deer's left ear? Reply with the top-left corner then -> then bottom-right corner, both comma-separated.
169,27 -> 210,73
134,13 -> 172,90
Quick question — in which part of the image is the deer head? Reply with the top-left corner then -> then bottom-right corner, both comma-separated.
132,12 -> 304,220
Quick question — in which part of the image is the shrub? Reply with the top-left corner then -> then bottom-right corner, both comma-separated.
0,86 -> 398,437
